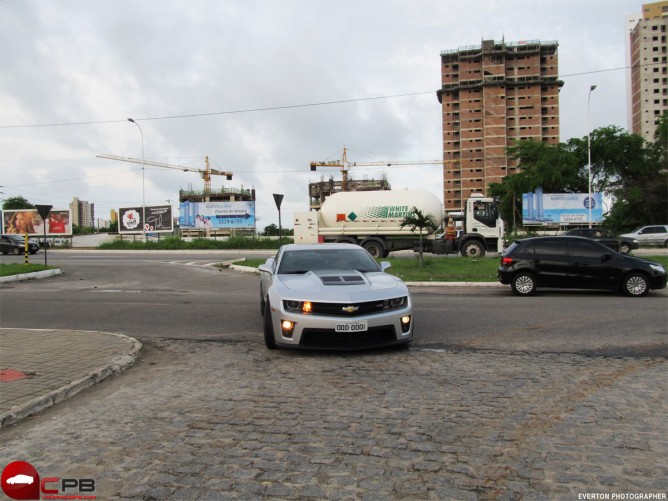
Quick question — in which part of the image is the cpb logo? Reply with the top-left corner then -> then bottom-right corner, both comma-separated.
1,461 -> 40,500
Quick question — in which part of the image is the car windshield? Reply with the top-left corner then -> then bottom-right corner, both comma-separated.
3,235 -> 24,243
278,248 -> 381,274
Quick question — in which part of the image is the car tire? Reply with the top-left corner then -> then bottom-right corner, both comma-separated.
511,272 -> 538,296
622,273 -> 649,297
12,247 -> 20,255
619,243 -> 631,255
461,241 -> 485,257
260,286 -> 266,316
263,299 -> 277,349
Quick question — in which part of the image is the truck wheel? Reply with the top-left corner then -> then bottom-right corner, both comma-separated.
511,272 -> 537,296
461,241 -> 485,258
619,243 -> 631,255
363,241 -> 384,259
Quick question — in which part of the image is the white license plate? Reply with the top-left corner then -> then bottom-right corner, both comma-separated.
335,321 -> 368,333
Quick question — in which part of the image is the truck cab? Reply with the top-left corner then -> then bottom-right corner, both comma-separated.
439,195 -> 504,257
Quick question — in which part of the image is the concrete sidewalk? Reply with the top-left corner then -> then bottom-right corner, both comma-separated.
0,328 -> 142,428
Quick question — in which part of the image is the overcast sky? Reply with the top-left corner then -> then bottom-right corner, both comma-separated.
0,0 -> 643,230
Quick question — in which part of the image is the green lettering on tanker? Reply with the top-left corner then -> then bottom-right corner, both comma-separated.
354,205 -> 410,219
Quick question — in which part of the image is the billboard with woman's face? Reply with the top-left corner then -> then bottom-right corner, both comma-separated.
2,209 -> 72,236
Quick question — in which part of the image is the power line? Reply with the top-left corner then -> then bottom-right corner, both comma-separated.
0,62 -> 648,130
0,91 -> 434,129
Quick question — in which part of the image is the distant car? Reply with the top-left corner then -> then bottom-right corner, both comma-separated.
497,236 -> 667,297
258,243 -> 413,350
620,225 -> 668,247
562,228 -> 638,254
0,234 -> 40,255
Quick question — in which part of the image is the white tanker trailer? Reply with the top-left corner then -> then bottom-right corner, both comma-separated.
293,190 -> 505,258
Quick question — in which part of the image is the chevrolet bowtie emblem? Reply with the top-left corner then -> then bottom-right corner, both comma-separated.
342,306 -> 359,313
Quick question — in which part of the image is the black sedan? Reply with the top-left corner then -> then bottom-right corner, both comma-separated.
562,228 -> 638,254
498,236 -> 666,297
0,234 -> 40,255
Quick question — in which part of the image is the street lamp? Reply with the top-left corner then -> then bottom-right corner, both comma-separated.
587,85 -> 597,228
127,118 -> 146,239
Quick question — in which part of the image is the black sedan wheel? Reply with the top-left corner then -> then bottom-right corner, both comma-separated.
622,273 -> 649,297
263,300 -> 277,349
511,272 -> 537,296
12,247 -> 20,255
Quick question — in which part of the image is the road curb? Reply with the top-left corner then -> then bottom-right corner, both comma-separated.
0,268 -> 63,284
0,331 -> 143,429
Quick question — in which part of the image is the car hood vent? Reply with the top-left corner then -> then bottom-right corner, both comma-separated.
317,271 -> 366,286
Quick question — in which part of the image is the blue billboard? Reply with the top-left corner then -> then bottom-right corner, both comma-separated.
179,201 -> 255,229
523,188 -> 603,225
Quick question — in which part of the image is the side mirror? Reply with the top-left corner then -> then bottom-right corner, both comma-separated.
380,262 -> 392,271
601,254 -> 612,262
258,257 -> 275,274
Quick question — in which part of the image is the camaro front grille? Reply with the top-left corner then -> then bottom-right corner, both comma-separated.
300,326 -> 399,349
309,300 -> 386,317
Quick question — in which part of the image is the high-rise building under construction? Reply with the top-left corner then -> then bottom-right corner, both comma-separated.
628,1 -> 668,141
437,40 -> 563,211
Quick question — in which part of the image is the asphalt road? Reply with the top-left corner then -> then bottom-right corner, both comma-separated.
1,250 -> 666,356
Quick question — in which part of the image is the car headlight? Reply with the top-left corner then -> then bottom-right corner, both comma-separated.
649,264 -> 665,274
283,300 -> 313,313
383,297 -> 407,309
284,300 -> 302,311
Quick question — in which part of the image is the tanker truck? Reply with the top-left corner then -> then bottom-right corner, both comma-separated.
293,190 -> 505,258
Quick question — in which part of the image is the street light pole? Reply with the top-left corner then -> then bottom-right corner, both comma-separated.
127,118 -> 146,240
587,85 -> 597,228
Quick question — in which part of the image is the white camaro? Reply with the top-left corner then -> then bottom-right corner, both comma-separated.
258,243 -> 413,350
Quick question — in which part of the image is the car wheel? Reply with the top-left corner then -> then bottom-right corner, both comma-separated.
260,286 -> 266,316
619,243 -> 631,255
461,241 -> 485,257
362,241 -> 384,259
12,247 -> 20,255
511,272 -> 537,296
263,299 -> 277,349
622,273 -> 649,297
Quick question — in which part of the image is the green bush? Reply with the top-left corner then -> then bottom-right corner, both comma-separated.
97,235 -> 292,251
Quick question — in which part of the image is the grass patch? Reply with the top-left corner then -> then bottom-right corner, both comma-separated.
240,256 -> 499,282
240,254 -> 668,283
0,263 -> 56,277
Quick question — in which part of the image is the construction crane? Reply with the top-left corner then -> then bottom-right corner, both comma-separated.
97,154 -> 233,193
310,147 -> 453,191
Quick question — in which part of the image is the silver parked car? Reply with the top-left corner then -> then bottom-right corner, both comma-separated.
620,225 -> 668,247
258,243 -> 413,350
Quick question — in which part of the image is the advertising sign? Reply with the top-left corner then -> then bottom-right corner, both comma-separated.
522,187 -> 603,225
118,205 -> 173,234
179,201 -> 255,229
2,209 -> 72,236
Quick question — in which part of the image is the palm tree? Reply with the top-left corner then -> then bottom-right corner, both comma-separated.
400,207 -> 438,266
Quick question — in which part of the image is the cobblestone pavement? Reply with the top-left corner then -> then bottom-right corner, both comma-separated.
1,339 -> 666,500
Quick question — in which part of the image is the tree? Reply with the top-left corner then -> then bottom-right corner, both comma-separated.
400,207 -> 437,266
2,196 -> 34,210
490,125 -> 667,234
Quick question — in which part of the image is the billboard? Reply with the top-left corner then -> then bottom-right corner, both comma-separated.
2,209 -> 72,236
118,205 -> 173,234
522,187 -> 603,225
179,201 -> 255,229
